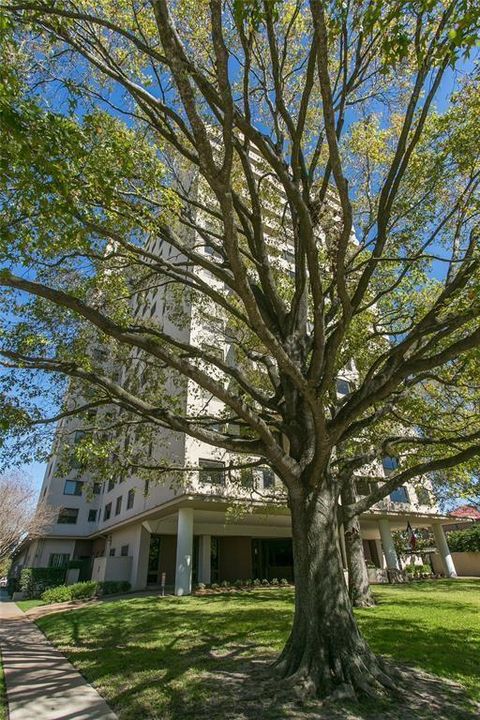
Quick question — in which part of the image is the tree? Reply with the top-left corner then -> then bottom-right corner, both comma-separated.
1,0 -> 480,700
0,472 -> 54,561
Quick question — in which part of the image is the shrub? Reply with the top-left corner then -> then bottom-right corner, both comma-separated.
270,577 -> 279,585
195,582 -> 206,590
210,583 -> 219,589
280,578 -> 289,586
20,567 -> 66,598
97,580 -> 130,595
41,585 -> 73,604
41,580 -> 131,604
234,579 -> 243,588
447,525 -> 480,552
253,578 -> 261,586
420,564 -> 432,575
220,580 -> 230,588
261,578 -> 270,586
404,565 -> 415,574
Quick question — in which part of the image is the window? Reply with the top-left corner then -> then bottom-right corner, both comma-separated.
199,459 -> 225,485
382,456 -> 399,475
416,487 -> 431,505
74,430 -> 86,444
120,545 -> 129,557
88,509 -> 97,522
144,479 -> 150,496
64,480 -> 83,496
389,486 -> 409,503
259,466 -> 275,489
57,508 -> 79,525
103,502 -> 112,521
93,482 -> 102,495
115,496 -> 122,515
48,553 -> 70,568
109,548 -> 116,557
108,478 -> 115,492
356,479 -> 371,496
336,379 -> 351,396
127,489 -> 135,510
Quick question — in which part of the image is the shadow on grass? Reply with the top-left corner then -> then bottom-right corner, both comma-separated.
36,588 -> 479,720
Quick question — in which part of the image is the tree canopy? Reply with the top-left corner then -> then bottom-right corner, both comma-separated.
0,0 -> 480,699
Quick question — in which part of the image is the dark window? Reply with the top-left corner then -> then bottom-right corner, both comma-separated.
336,379 -> 351,395
57,508 -> 79,525
48,553 -> 70,568
108,478 -> 115,492
259,466 -> 275,489
127,489 -> 135,510
199,459 -> 225,485
103,502 -> 112,521
356,479 -> 371,496
109,548 -> 116,557
390,486 -> 409,503
93,482 -> 102,494
120,545 -> 129,557
88,509 -> 97,522
74,430 -> 86,444
382,456 -> 399,475
416,487 -> 431,505
64,480 -> 83,496
144,479 -> 150,496
115,496 -> 122,515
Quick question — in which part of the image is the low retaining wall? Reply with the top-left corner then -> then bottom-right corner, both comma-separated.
431,551 -> 480,577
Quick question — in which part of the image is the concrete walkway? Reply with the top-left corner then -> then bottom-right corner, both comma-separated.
0,594 -> 118,720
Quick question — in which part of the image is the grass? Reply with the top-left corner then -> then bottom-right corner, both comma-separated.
34,580 -> 479,720
15,599 -> 45,612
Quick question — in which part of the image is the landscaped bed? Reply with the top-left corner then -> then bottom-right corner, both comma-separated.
34,580 -> 479,720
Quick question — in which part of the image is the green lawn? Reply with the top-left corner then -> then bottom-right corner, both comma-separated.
35,580 -> 479,720
15,599 -> 44,612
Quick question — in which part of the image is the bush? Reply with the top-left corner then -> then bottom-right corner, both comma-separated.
404,565 -> 415,574
210,583 -> 219,589
261,578 -> 270,586
20,567 -> 66,598
253,578 -> 261,586
234,579 -> 243,588
220,580 -> 230,588
41,580 -> 131,604
447,525 -> 480,552
97,580 -> 131,595
270,577 -> 279,585
420,564 -> 432,575
280,578 -> 289,586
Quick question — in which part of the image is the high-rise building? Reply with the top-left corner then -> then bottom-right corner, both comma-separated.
12,166 -> 459,593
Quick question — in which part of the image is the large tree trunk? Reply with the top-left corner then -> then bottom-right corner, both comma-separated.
341,486 -> 376,608
275,485 -> 393,700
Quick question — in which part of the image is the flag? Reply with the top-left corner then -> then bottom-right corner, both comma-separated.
406,521 -> 416,551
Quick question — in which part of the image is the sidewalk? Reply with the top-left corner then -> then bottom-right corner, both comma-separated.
0,594 -> 118,720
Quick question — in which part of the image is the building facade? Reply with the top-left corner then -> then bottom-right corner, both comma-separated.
14,165 -> 460,593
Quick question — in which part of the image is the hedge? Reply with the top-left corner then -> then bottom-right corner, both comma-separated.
447,525 -> 480,552
41,580 -> 131,604
20,567 -> 66,599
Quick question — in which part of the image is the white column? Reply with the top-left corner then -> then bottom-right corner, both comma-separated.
198,535 -> 211,585
130,525 -> 151,590
175,507 -> 194,596
378,518 -> 400,569
374,539 -> 385,569
432,523 -> 457,578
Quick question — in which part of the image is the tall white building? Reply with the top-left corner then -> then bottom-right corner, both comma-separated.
14,166 -> 459,593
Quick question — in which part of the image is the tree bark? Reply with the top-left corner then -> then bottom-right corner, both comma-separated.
275,484 -> 393,700
341,486 -> 376,608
